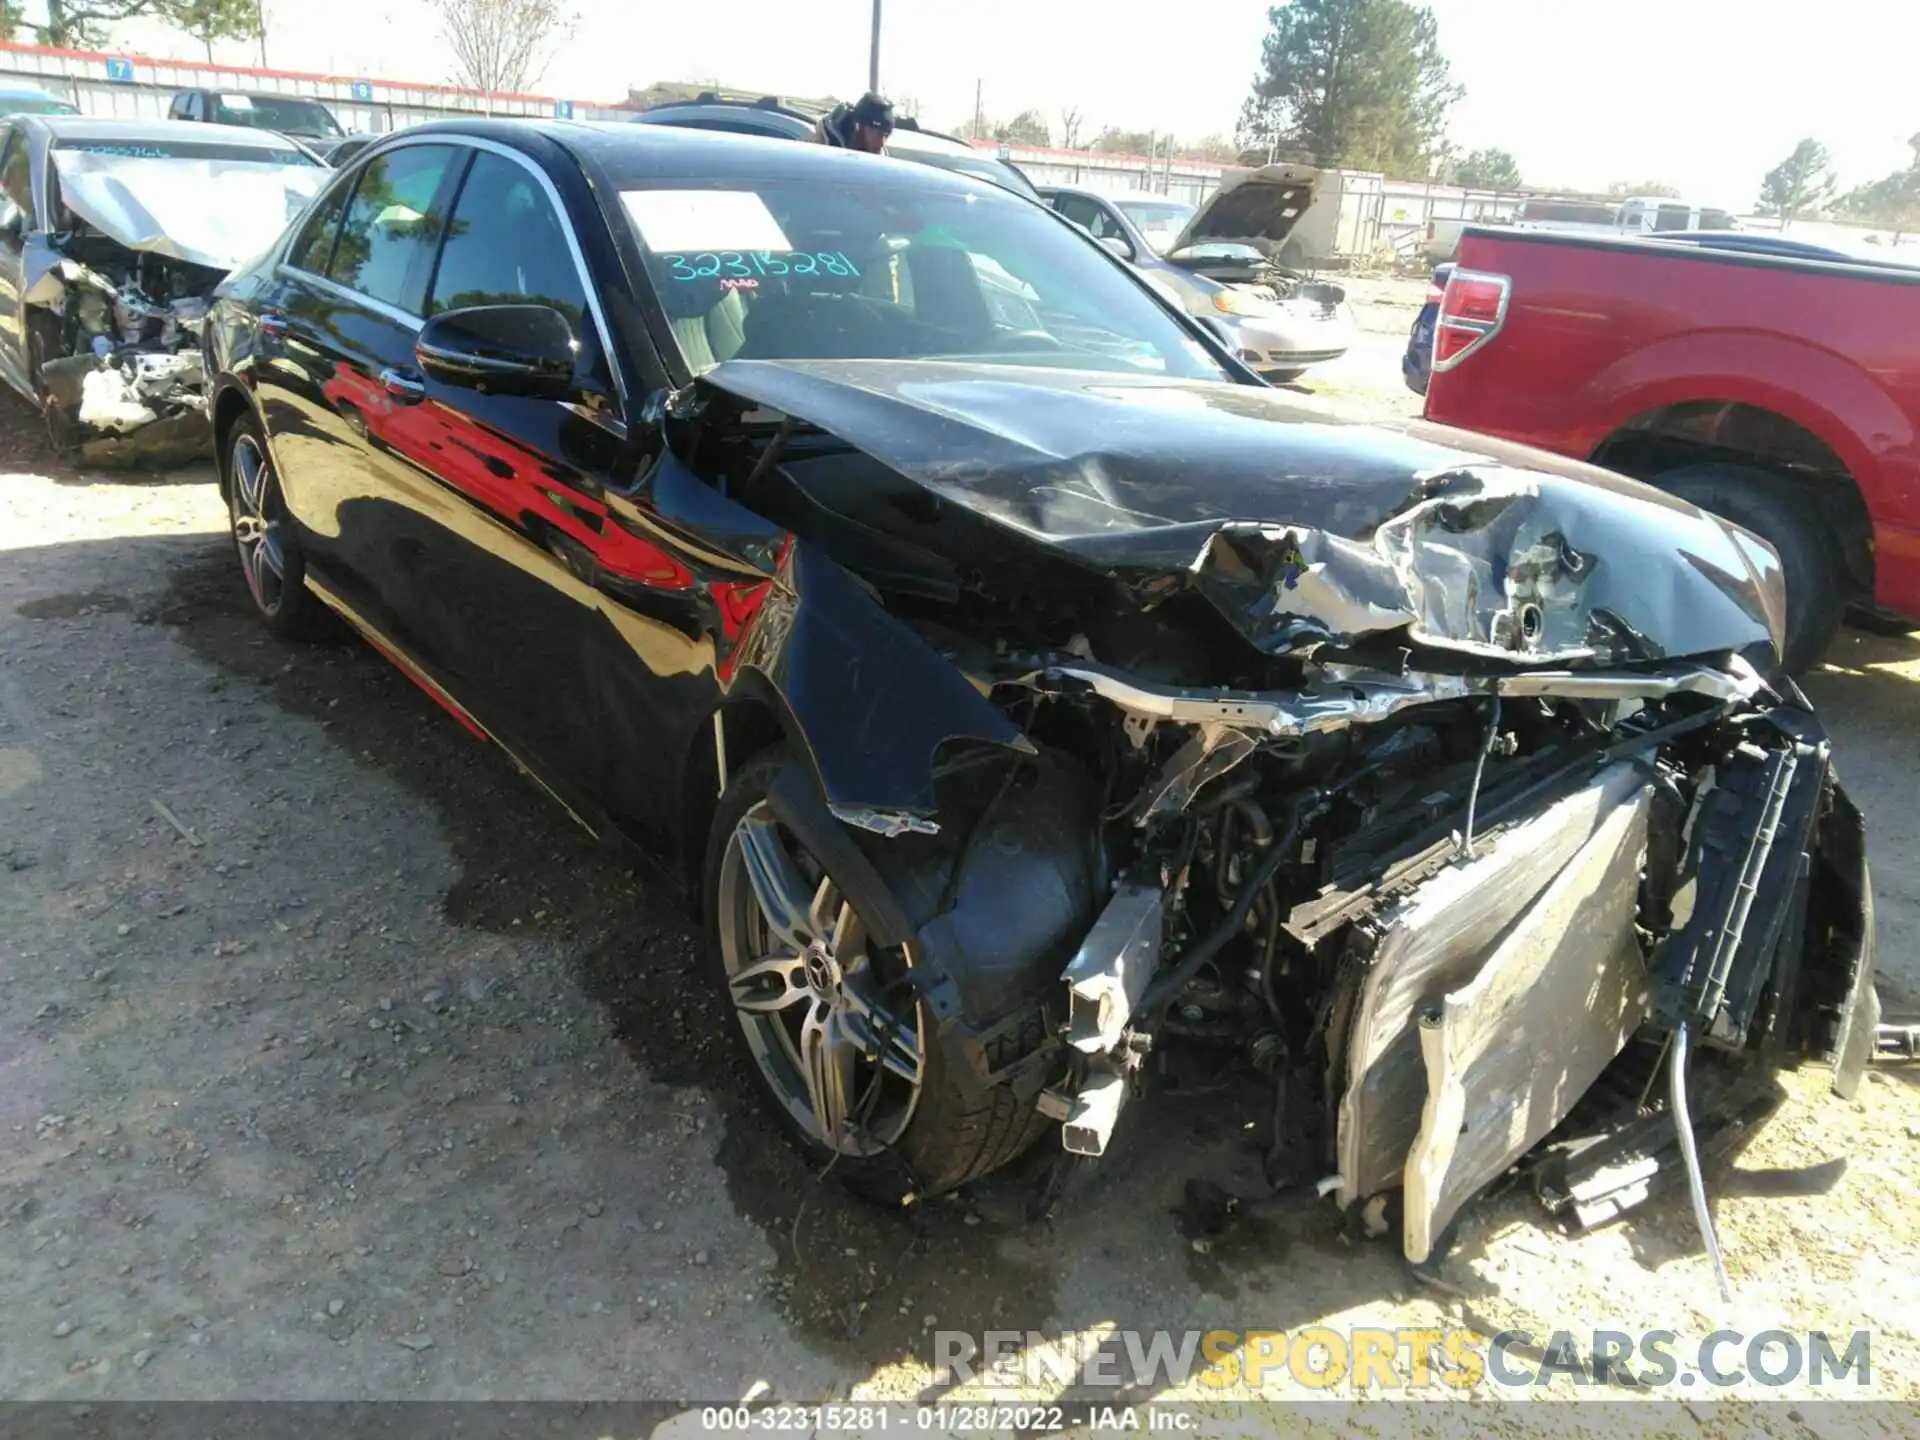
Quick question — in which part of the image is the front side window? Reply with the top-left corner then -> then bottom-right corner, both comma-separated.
428,150 -> 587,327
1654,204 -> 1693,232
1051,193 -> 1099,232
621,176 -> 1227,381
327,144 -> 456,312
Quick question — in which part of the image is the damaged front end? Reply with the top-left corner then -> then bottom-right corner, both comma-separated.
22,141 -> 321,468
685,360 -> 1878,1259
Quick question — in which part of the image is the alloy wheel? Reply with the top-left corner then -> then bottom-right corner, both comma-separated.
716,802 -> 924,1155
229,433 -> 287,616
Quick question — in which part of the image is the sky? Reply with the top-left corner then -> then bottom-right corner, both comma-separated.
99,0 -> 1920,205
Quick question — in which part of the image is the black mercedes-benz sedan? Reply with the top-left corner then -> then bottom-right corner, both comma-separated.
204,119 -> 1877,1258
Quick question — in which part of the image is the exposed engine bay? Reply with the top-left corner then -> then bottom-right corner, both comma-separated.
11,129 -> 324,466
669,358 -> 1880,1264
32,243 -> 223,467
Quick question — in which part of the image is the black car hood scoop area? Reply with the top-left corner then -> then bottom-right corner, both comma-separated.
698,358 -> 1786,666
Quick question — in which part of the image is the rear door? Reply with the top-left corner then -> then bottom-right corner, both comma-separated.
247,140 -> 463,639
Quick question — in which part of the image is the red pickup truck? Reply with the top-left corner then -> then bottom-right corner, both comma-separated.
1422,227 -> 1920,671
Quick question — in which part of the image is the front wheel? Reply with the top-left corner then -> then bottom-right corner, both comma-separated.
703,751 -> 1061,1201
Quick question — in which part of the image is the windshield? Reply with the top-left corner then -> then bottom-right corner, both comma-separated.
886,144 -> 1040,201
1118,198 -> 1194,254
2,96 -> 80,116
213,94 -> 342,137
622,176 -> 1228,381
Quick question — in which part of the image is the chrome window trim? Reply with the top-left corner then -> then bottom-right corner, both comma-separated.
456,135 -> 627,411
276,132 -> 627,411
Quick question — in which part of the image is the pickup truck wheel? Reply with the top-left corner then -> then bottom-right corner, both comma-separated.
1657,463 -> 1846,674
704,750 -> 1067,1204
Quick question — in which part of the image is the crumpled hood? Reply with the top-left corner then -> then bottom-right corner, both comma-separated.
53,149 -> 325,271
699,358 -> 1786,666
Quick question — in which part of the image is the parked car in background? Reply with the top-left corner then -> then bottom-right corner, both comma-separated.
1510,196 -> 1619,239
307,133 -> 375,164
1422,225 -> 1920,670
0,85 -> 79,117
1040,171 -> 1354,382
627,92 -> 1040,198
167,88 -> 345,144
0,115 -> 325,464
201,118 -> 1875,1249
1614,197 -> 1737,234
1401,260 -> 1451,395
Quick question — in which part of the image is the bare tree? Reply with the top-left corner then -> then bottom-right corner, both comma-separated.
1059,103 -> 1084,150
428,0 -> 577,99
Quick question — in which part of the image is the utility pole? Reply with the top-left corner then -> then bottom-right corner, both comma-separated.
255,0 -> 268,66
973,79 -> 983,142
867,0 -> 881,93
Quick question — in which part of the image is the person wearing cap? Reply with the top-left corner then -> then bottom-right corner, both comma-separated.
817,92 -> 895,152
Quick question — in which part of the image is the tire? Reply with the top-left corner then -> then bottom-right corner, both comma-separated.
703,749 -> 1063,1202
1657,462 -> 1846,675
222,412 -> 331,641
26,317 -> 74,457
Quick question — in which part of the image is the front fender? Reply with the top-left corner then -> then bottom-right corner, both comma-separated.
727,537 -> 1029,817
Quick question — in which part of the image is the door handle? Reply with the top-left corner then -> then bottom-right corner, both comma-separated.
379,367 -> 426,404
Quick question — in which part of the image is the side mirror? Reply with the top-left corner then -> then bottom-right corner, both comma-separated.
415,304 -> 577,398
1099,234 -> 1135,262
0,199 -> 24,241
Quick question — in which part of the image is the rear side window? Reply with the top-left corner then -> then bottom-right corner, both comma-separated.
1654,204 -> 1692,232
1700,209 -> 1734,230
427,150 -> 587,327
327,144 -> 457,312
287,179 -> 349,273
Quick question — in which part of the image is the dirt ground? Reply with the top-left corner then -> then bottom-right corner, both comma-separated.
3,312 -> 1918,1416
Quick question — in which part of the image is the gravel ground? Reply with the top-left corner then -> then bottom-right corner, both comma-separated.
3,342 -> 1917,1415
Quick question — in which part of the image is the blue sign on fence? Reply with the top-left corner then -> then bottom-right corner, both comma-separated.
553,99 -> 574,119
350,79 -> 374,102
104,57 -> 135,83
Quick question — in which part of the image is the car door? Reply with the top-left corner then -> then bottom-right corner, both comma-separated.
372,142 -> 704,830
246,141 -> 463,643
0,123 -> 33,394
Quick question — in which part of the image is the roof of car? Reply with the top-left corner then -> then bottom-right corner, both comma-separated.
392,117 -> 1005,196
0,84 -> 62,97
30,114 -> 304,148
